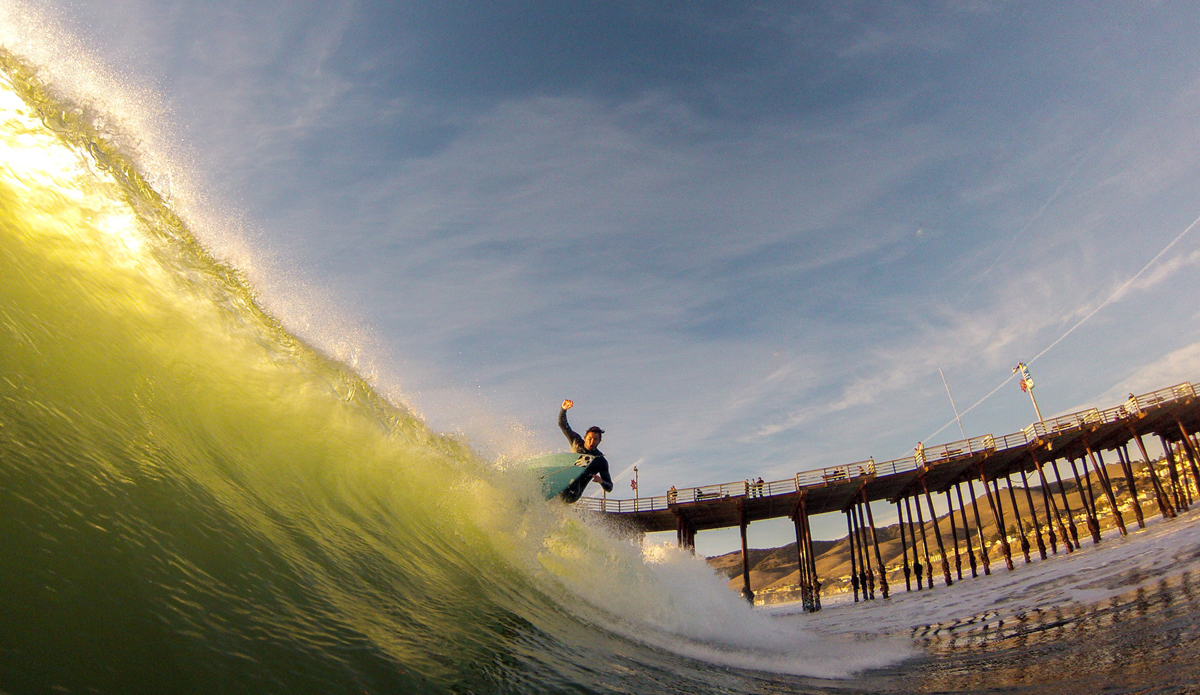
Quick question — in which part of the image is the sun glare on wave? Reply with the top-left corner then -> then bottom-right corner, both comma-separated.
0,77 -> 152,272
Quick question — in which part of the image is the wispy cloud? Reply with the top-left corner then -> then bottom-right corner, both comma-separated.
17,0 -> 1200,524
1084,339 -> 1200,409
1121,247 -> 1200,297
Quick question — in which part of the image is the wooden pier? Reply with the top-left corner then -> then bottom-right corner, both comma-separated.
579,381 -> 1200,610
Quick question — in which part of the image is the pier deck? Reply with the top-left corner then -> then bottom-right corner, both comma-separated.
579,381 -> 1200,609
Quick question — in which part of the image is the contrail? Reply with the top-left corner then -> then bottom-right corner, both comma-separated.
1027,210 -> 1200,366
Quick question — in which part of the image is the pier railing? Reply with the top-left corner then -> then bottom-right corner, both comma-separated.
1025,408 -> 1102,439
1125,382 -> 1195,416
873,455 -> 920,478
1086,382 -> 1196,426
756,477 -> 800,497
923,433 -> 997,463
576,474 -> 808,513
795,459 -> 875,487
577,495 -> 670,514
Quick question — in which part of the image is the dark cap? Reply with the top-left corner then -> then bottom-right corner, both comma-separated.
585,426 -> 605,436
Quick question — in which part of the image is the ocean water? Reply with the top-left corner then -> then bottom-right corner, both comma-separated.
2,30 -> 1199,695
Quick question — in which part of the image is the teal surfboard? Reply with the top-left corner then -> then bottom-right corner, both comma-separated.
524,452 -> 595,500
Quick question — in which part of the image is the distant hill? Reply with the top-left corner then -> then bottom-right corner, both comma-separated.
706,540 -> 839,582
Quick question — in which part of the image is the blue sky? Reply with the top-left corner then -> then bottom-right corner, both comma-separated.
9,1 -> 1200,553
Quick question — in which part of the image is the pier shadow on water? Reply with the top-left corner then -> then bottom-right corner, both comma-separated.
864,569 -> 1200,694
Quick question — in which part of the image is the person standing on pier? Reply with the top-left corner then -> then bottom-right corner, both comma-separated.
558,399 -> 614,503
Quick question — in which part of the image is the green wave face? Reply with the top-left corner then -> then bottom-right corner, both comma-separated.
0,48 -> 602,694
0,42 -> 911,695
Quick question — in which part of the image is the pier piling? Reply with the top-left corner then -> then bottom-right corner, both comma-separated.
1018,469 -> 1049,558
895,499 -> 912,592
1132,434 -> 1175,519
1003,475 -> 1033,563
738,500 -> 754,603
1069,455 -> 1101,544
1089,444 -> 1129,534
913,493 -> 934,588
1176,420 -> 1200,499
791,493 -> 820,612
985,473 -> 1014,570
1033,454 -> 1072,554
846,511 -> 860,602
855,498 -> 875,599
955,483 -> 978,578
863,492 -> 888,599
1116,446 -> 1146,528
945,490 -> 963,581
967,476 -> 991,575
801,495 -> 821,611
1161,435 -> 1187,512
1049,458 -> 1079,549
905,495 -> 924,589
920,479 -> 952,587
850,501 -> 871,600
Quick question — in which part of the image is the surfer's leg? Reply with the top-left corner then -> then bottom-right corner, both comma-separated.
559,481 -> 584,503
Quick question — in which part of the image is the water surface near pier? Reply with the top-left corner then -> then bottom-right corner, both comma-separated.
761,512 -> 1200,693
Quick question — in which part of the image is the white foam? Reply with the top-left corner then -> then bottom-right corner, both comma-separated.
494,497 -> 918,678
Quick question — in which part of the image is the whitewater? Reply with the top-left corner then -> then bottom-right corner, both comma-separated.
1,23 -> 1199,695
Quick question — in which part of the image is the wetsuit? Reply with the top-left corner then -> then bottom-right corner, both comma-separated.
558,408 -> 614,503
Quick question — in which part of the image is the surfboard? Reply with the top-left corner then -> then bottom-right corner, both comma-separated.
523,452 -> 595,500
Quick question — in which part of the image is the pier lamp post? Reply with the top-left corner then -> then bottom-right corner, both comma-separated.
1013,362 -> 1044,422
633,466 -> 639,502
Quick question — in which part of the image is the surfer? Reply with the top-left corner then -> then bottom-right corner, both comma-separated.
558,399 -> 614,503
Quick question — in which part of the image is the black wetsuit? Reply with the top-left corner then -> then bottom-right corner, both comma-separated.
558,408 -> 614,503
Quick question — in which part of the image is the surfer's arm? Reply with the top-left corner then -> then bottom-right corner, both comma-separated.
559,407 -> 583,449
593,459 -> 614,493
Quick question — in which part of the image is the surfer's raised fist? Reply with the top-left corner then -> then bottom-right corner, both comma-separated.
561,399 -> 574,410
